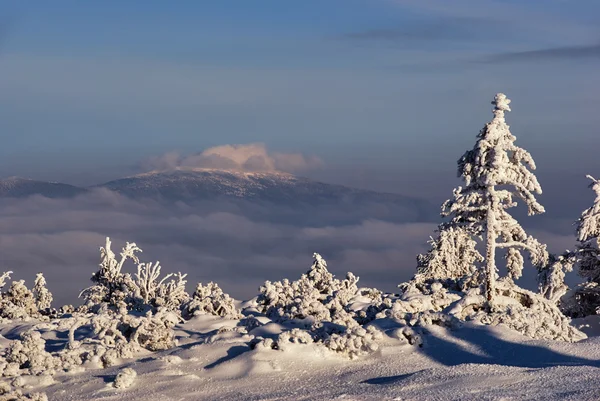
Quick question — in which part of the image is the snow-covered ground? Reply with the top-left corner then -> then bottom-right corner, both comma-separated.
2,315 -> 600,401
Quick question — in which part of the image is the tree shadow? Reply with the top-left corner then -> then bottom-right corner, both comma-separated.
419,324 -> 600,369
204,345 -> 252,369
362,371 -> 424,385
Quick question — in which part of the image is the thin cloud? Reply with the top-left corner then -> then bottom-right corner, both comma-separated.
483,43 -> 600,63
141,143 -> 324,175
343,17 -> 502,43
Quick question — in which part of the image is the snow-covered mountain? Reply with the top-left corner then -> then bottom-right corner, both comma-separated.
98,168 -> 413,201
0,177 -> 88,198
97,168 -> 432,221
0,169 -> 432,222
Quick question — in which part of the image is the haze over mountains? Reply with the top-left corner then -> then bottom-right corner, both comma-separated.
0,168 -> 433,224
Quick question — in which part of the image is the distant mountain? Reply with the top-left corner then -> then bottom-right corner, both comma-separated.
0,169 -> 434,222
96,169 -> 433,222
0,177 -> 88,199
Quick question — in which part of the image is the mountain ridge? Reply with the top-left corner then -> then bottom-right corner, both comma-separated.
0,169 -> 433,222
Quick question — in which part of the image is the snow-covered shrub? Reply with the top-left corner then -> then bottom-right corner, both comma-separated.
0,384 -> 48,401
3,330 -> 58,376
0,273 -> 49,321
318,325 -> 383,359
183,282 -> 241,319
129,310 -> 179,351
239,315 -> 261,331
257,253 -> 359,327
113,367 -> 137,389
32,274 -> 53,311
388,279 -> 585,342
80,237 -> 189,315
270,328 -> 315,351
352,288 -> 394,325
132,262 -> 188,312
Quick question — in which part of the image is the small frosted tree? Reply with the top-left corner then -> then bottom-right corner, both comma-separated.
443,93 -> 548,304
33,273 -> 53,310
537,253 -> 575,304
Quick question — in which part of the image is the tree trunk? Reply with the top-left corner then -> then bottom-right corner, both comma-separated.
485,193 -> 497,305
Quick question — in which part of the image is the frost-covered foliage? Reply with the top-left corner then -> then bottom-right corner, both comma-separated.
113,367 -> 137,389
255,253 -> 384,358
0,273 -> 51,321
563,176 -> 600,317
261,324 -> 383,360
2,330 -> 58,377
0,383 -> 48,401
537,253 -> 575,305
318,325 -> 383,359
0,307 -> 180,381
183,282 -> 241,319
257,253 -> 359,327
388,279 -> 584,342
416,226 -> 483,288
32,274 -> 53,311
442,93 -> 548,303
80,237 -> 189,315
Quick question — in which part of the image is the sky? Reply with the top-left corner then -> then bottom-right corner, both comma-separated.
0,1 -> 599,303
0,0 -> 598,194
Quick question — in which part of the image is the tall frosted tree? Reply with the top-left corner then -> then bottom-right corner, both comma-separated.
442,93 -> 548,304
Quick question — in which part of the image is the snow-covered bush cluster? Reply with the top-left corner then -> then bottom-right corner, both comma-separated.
256,253 -> 385,358
0,272 -> 53,321
0,237 -> 241,381
389,278 -> 583,342
257,253 -> 359,327
79,237 -> 189,315
184,282 -> 241,319
0,383 -> 48,401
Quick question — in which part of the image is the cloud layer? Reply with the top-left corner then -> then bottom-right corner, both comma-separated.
0,190 -> 433,306
142,143 -> 323,175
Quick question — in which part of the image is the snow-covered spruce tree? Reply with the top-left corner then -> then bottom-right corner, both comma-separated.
443,93 -> 548,304
562,176 -> 600,317
389,94 -> 584,341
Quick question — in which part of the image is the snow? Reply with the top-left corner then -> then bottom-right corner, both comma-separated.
1,317 -> 599,400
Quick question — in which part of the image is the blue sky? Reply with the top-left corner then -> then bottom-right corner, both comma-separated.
0,0 -> 599,206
